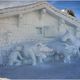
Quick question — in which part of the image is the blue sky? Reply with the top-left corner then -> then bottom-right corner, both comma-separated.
48,1 -> 80,20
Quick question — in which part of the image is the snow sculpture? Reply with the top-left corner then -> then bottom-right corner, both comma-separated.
3,30 -> 80,66
61,30 -> 72,42
53,50 -> 65,62
39,43 -> 53,62
64,44 -> 79,63
63,32 -> 80,63
64,44 -> 74,63
25,43 -> 45,65
23,43 -> 38,66
8,46 -> 23,66
23,43 -> 53,66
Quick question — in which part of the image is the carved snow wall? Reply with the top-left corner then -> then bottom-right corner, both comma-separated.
0,9 -> 79,47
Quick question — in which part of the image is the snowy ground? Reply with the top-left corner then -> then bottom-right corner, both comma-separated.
0,62 -> 80,79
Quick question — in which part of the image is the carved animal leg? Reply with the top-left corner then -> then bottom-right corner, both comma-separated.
29,50 -> 37,66
64,56 -> 71,63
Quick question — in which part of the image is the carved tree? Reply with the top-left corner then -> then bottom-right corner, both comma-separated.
61,9 -> 75,17
66,9 -> 75,17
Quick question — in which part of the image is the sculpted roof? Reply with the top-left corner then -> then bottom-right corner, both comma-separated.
0,1 -> 80,27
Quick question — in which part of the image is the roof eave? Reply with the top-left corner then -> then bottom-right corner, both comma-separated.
0,1 -> 79,28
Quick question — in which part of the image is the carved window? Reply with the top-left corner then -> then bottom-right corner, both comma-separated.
44,26 -> 58,38
36,27 -> 42,35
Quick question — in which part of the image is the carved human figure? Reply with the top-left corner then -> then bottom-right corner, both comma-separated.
9,46 -> 23,66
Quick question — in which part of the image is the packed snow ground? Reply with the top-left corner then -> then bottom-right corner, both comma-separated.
1,63 -> 80,79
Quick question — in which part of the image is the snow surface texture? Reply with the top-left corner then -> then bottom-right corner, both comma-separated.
0,78 -> 10,80
0,31 -> 80,67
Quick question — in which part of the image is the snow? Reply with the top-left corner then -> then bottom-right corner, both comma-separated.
0,1 -> 33,9
0,0 -> 80,78
0,0 -> 47,10
0,78 -> 10,80
1,63 -> 80,79
0,29 -> 80,78
8,46 -> 23,66
0,31 -> 80,67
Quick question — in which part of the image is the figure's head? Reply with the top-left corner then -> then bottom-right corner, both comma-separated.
36,43 -> 43,48
16,46 -> 23,51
